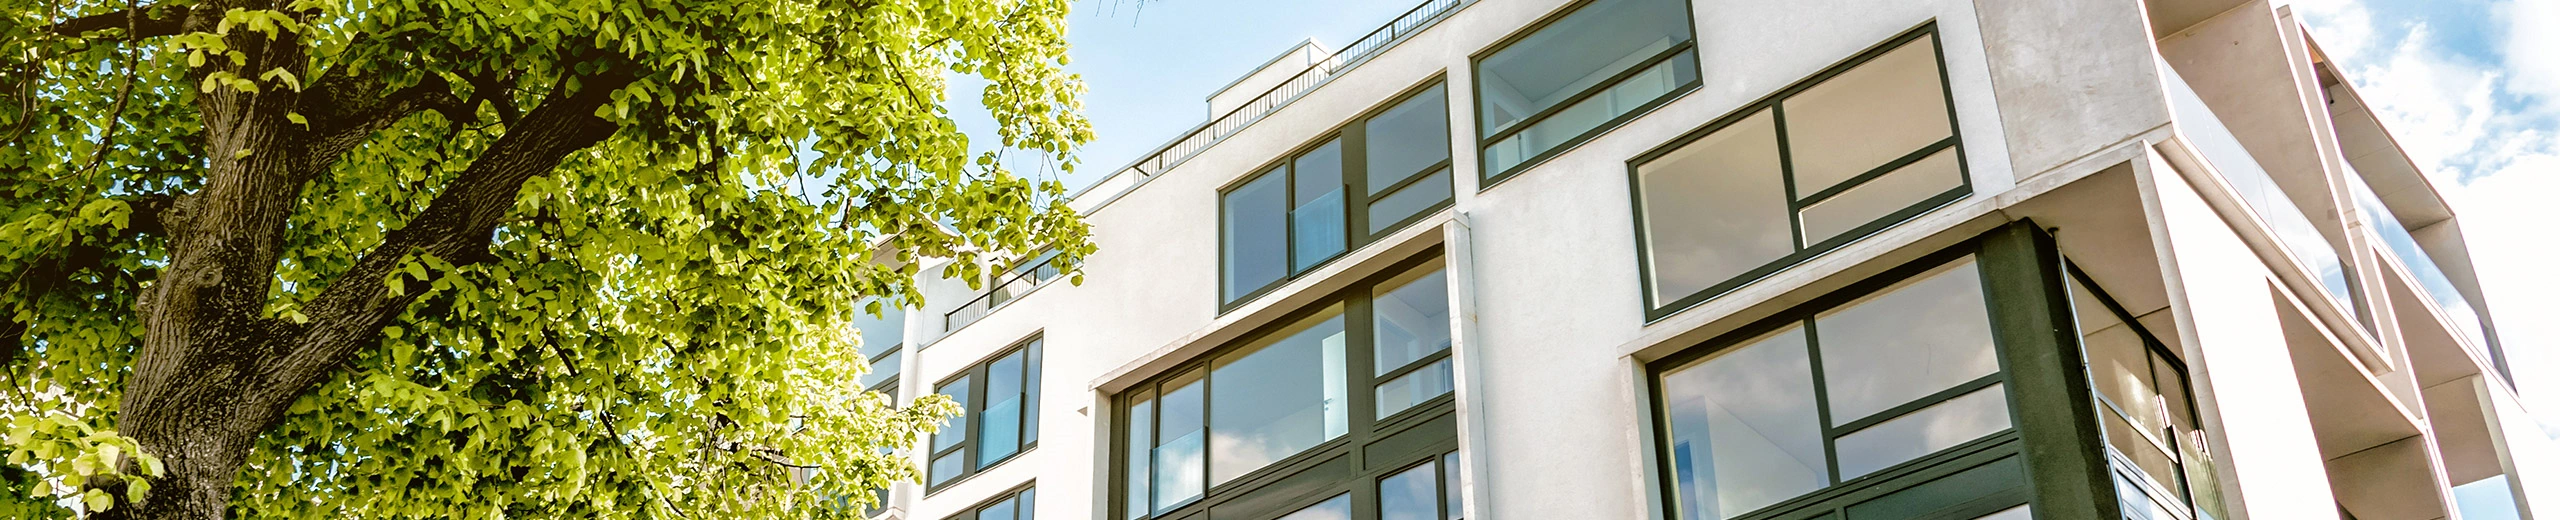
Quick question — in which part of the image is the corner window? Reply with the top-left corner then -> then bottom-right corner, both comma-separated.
2067,266 -> 2225,520
1475,0 -> 1699,183
1632,27 -> 1967,320
1222,81 -> 1455,309
1122,254 -> 1460,520
929,337 -> 1044,491
1654,255 -> 2014,520
943,485 -> 1034,520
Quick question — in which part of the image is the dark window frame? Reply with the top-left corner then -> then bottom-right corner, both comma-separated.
1219,77 -> 1458,313
1626,22 -> 1972,323
1644,237 -> 2032,520
1116,250 -> 1462,520
2066,263 -> 2222,520
939,482 -> 1036,520
926,335 -> 1045,494
1469,0 -> 1704,189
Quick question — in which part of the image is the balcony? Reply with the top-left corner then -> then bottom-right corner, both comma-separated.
2157,58 -> 2357,317
944,253 -> 1065,332
2344,165 -> 2492,360
1068,0 -> 1465,212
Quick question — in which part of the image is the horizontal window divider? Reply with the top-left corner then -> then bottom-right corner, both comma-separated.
1375,396 -> 1460,428
1372,161 -> 1455,197
1479,42 -> 1696,145
1795,186 -> 1971,254
1827,373 -> 2005,436
1375,351 -> 1455,382
1735,433 -> 2026,520
1792,137 -> 1961,207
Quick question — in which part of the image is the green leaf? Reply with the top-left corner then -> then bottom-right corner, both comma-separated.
82,489 -> 111,512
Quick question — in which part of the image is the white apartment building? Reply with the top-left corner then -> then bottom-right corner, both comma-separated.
847,0 -> 2559,519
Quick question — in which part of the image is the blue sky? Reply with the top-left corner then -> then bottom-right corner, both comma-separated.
958,0 -> 2560,431
2288,0 -> 2560,434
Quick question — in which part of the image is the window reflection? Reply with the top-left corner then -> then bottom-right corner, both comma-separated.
1476,0 -> 1692,135
1278,494 -> 1353,520
1374,268 -> 1452,373
1293,141 -> 1348,272
1155,368 -> 1207,510
1225,171 -> 1290,301
1380,460 -> 1438,520
1368,85 -> 1453,194
1638,109 -> 1792,302
1661,326 -> 1828,520
1833,385 -> 2011,478
1814,258 -> 1998,422
1209,306 -> 1350,484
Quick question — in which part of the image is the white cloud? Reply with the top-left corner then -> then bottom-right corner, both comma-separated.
2299,0 -> 2560,428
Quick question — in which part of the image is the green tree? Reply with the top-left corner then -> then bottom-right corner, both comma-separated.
0,0 -> 1094,516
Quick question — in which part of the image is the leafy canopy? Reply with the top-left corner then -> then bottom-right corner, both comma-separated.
0,0 -> 1094,515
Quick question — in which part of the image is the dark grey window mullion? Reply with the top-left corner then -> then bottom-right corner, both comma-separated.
1374,349 -> 1453,383
1347,293 -> 1377,470
1476,41 -> 1695,146
1773,105 -> 1807,251
1345,121 -> 1371,244
1802,317 -> 1840,484
1369,159 -> 1452,204
966,364 -> 988,472
1827,373 -> 2005,437
1791,137 -> 1962,208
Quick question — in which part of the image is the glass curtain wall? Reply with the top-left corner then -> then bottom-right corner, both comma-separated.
2065,267 -> 2224,520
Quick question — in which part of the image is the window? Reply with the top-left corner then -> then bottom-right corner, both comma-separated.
943,485 -> 1034,520
929,337 -> 1043,491
2067,266 -> 2224,520
1475,0 -> 1698,183
1654,255 -> 2014,520
1120,254 -> 1460,520
858,300 -> 908,393
1222,81 -> 1455,309
1631,26 -> 1968,320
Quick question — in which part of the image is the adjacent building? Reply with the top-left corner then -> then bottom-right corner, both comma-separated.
851,0 -> 2558,518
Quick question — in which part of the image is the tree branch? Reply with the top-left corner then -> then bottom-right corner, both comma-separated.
293,74 -> 466,184
48,2 -> 187,39
267,62 -> 640,406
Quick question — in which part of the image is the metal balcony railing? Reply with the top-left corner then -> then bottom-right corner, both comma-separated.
1068,0 -> 1465,209
943,254 -> 1064,331
2344,164 -> 2491,353
2158,59 -> 2358,317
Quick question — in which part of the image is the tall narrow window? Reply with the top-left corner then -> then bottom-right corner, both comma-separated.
1221,81 -> 1453,309
857,300 -> 907,393
1632,27 -> 1967,320
1655,255 -> 2013,520
2068,266 -> 2223,520
928,337 -> 1044,491
1476,0 -> 1698,183
1122,255 -> 1461,520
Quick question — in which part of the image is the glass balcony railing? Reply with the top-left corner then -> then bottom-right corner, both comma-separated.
2158,59 -> 2357,317
2344,165 -> 2491,352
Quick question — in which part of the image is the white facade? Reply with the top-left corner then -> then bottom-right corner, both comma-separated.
857,0 -> 2556,519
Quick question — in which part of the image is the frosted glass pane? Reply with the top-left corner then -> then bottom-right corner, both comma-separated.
1661,326 -> 1828,520
1834,384 -> 2011,478
1638,109 -> 1792,303
1797,148 -> 1962,245
1783,36 -> 1952,195
1814,257 -> 1997,422
1209,306 -> 1349,484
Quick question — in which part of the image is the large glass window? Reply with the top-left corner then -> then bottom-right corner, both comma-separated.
2067,267 -> 2224,520
1475,0 -> 1698,182
1632,28 -> 1967,320
1122,255 -> 1460,520
1222,81 -> 1455,309
943,485 -> 1035,520
1655,256 -> 2013,520
928,337 -> 1044,491
857,300 -> 908,393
